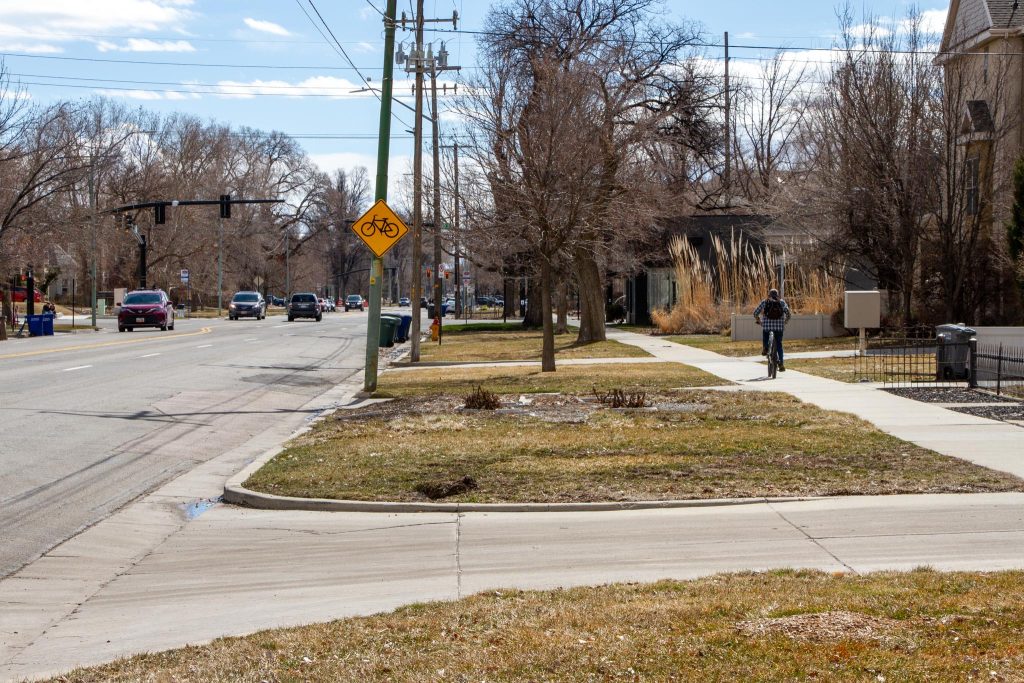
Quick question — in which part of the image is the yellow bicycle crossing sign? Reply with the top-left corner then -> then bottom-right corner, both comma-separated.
351,199 -> 410,258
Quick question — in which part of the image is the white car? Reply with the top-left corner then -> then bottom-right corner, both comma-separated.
319,297 -> 335,312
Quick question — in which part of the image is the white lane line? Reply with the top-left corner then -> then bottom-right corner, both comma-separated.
272,324 -> 290,329
244,338 -> 258,342
62,365 -> 93,372
140,353 -> 161,358
197,344 -> 213,348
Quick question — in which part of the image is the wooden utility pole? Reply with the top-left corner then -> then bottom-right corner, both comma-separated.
723,31 -> 731,196
429,44 -> 461,342
409,0 -> 426,362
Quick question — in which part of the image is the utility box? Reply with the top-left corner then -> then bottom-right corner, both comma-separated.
936,324 -> 976,381
844,291 -> 881,329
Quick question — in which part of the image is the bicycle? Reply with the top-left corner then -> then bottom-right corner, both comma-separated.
359,216 -> 400,239
766,329 -> 780,379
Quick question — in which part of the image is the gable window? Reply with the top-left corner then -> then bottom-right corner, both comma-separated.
966,156 -> 980,216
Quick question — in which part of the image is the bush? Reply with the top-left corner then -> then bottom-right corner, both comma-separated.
464,385 -> 501,410
593,387 -> 649,408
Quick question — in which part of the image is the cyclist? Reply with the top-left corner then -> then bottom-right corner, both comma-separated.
753,288 -> 791,371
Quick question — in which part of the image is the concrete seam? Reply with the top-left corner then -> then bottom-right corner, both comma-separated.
455,512 -> 464,600
767,501 -> 859,575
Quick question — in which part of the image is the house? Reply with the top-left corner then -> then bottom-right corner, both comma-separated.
938,0 -> 1024,241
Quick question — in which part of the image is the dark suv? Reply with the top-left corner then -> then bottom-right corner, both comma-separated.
118,289 -> 174,332
344,294 -> 364,312
287,293 -> 322,322
228,291 -> 266,320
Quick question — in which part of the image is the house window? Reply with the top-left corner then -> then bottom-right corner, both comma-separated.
966,157 -> 980,216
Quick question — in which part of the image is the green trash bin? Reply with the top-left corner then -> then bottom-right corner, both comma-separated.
381,314 -> 404,344
378,316 -> 398,348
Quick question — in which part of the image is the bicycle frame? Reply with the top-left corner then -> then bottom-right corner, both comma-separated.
767,330 -> 779,379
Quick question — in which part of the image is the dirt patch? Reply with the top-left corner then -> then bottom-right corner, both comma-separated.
737,610 -> 901,643
415,475 -> 478,500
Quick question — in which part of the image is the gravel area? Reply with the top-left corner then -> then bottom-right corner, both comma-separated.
884,387 -> 1021,404
947,405 -> 1024,424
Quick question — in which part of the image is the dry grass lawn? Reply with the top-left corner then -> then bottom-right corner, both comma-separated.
420,323 -> 649,362
245,390 -> 1021,503
49,569 -> 1024,682
667,334 -> 857,357
376,361 -> 721,397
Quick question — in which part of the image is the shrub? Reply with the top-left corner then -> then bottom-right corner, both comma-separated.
464,385 -> 501,410
594,387 -> 649,408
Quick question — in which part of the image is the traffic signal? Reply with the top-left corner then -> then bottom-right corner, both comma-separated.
444,270 -> 451,280
219,194 -> 231,219
154,203 -> 165,225
426,268 -> 432,279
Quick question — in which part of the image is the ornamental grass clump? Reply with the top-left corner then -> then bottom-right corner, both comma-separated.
652,232 -> 843,334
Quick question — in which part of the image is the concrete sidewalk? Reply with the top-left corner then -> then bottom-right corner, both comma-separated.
607,329 -> 1024,479
3,493 -> 1023,682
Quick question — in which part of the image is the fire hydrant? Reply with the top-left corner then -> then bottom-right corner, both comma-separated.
430,317 -> 440,341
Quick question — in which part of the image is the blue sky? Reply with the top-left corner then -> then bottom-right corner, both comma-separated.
0,0 -> 950,197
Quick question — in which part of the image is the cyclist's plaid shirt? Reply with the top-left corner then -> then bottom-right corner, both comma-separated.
753,298 -> 791,332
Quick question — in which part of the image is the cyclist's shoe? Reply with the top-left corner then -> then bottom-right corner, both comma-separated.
779,363 -> 786,372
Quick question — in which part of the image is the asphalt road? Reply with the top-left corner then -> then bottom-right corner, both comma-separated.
0,311 -> 370,578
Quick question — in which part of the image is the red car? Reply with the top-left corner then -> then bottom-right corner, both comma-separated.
118,289 -> 175,332
12,286 -> 42,303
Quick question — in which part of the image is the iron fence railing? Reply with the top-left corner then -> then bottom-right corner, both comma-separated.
853,336 -> 974,387
974,343 -> 1024,396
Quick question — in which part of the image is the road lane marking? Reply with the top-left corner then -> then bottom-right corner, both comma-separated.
140,353 -> 161,358
61,365 -> 93,372
197,344 -> 213,348
0,327 -> 213,360
272,324 -> 290,329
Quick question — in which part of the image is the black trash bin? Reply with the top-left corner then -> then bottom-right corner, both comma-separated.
935,323 -> 976,380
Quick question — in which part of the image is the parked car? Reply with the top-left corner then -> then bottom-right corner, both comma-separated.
118,289 -> 174,332
287,292 -> 321,321
319,297 -> 335,312
345,294 -> 365,312
11,286 -> 43,303
228,291 -> 266,320
398,296 -> 410,306
269,296 -> 285,307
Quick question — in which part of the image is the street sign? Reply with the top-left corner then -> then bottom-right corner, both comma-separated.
351,199 -> 410,258
180,269 -> 189,283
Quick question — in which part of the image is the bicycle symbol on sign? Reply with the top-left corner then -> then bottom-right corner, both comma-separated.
359,215 -> 401,239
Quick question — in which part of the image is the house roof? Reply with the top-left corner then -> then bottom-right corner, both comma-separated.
986,0 -> 1024,29
943,0 -> 1024,51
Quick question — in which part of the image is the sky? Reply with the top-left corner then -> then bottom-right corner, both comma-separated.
0,0 -> 951,199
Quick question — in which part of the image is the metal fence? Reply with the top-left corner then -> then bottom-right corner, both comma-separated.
853,336 -> 973,387
974,343 -> 1024,396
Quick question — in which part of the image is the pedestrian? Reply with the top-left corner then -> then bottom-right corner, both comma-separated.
753,288 -> 791,371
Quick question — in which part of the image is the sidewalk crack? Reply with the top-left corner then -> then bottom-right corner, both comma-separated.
767,502 -> 859,575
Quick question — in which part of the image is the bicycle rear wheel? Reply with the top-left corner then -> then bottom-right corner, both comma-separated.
767,332 -> 778,379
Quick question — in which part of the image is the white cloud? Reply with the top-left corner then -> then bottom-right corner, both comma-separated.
310,151 -> 411,199
243,17 -> 291,36
354,41 -> 376,54
95,88 -> 166,101
96,38 -> 195,52
359,6 -> 377,20
0,1 -> 194,35
0,40 -> 63,53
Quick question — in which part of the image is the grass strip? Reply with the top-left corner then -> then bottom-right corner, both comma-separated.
376,362 -> 722,398
245,390 -> 1020,503
419,326 -> 649,363
49,569 -> 1024,682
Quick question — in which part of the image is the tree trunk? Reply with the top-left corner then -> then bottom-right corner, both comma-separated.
574,250 -> 606,343
540,258 -> 555,372
556,280 -> 568,334
523,275 -> 544,328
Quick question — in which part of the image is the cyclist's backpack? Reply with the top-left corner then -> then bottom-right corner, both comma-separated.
764,299 -> 784,320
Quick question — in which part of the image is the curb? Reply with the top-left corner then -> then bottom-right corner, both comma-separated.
221,483 -> 823,513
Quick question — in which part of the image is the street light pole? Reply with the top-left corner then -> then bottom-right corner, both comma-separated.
217,215 -> 223,315
409,0 -> 425,363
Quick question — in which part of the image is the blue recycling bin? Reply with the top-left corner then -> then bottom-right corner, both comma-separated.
27,314 -> 54,336
393,314 -> 412,343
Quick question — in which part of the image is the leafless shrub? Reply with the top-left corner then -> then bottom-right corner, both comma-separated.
594,387 -> 649,409
464,385 -> 501,410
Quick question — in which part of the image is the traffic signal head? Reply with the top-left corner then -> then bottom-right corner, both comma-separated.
426,268 -> 432,279
445,270 -> 451,280
220,194 -> 231,219
154,203 -> 165,225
